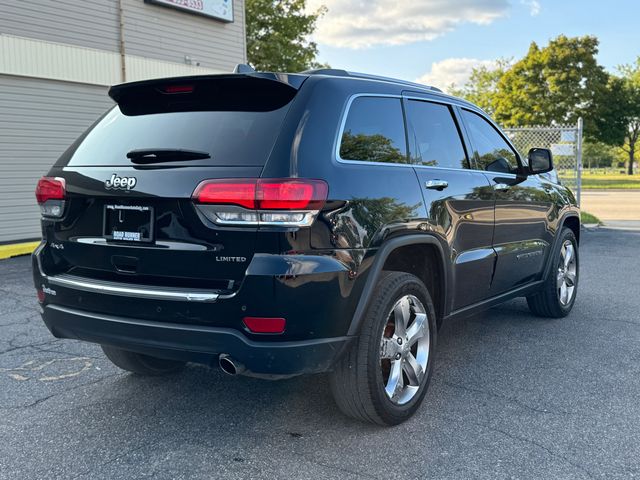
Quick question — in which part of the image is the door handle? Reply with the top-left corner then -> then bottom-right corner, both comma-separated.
493,183 -> 510,191
425,179 -> 448,190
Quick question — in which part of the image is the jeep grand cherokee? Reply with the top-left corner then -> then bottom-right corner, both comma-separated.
33,68 -> 580,425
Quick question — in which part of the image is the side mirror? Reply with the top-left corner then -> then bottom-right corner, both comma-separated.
528,148 -> 553,175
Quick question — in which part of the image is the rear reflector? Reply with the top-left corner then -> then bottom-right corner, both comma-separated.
193,178 -> 327,210
35,177 -> 65,204
243,317 -> 286,334
36,288 -> 45,303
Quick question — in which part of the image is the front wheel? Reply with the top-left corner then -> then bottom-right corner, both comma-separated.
329,271 -> 437,425
527,227 -> 579,318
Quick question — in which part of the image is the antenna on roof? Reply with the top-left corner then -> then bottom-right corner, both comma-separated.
233,63 -> 256,74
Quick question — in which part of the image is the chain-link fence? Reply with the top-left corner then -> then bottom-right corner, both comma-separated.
503,118 -> 583,204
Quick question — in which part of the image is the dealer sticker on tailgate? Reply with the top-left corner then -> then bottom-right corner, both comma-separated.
103,204 -> 154,242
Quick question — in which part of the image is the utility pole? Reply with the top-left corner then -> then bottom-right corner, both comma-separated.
576,117 -> 583,206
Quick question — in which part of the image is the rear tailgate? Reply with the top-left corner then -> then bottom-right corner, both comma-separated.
41,74 -> 303,290
49,166 -> 262,288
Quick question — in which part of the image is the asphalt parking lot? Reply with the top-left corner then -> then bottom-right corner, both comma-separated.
1,227 -> 639,480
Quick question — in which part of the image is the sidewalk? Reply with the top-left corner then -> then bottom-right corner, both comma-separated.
581,189 -> 640,229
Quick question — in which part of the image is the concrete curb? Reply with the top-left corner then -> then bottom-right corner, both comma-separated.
599,225 -> 640,232
0,241 -> 40,260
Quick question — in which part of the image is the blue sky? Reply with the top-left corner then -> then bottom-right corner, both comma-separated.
307,0 -> 636,90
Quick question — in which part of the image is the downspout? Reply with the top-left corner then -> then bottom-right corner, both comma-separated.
241,0 -> 248,64
117,0 -> 126,82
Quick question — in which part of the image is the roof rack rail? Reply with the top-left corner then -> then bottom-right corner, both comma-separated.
302,68 -> 443,93
347,71 -> 443,93
301,68 -> 350,76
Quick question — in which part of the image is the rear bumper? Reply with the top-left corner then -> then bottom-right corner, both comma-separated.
33,241 -> 367,340
42,304 -> 353,377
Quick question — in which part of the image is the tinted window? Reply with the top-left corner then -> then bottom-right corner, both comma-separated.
339,97 -> 408,164
406,100 -> 468,169
462,110 -> 518,173
64,105 -> 290,167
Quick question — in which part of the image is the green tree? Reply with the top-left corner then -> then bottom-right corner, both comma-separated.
350,197 -> 422,242
582,141 -> 619,170
449,59 -> 510,115
493,35 -> 608,128
245,0 -> 327,72
339,132 -> 409,165
591,61 -> 640,175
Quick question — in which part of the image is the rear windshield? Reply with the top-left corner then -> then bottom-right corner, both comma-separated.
63,105 -> 290,167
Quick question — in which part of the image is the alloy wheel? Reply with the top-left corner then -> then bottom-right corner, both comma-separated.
379,294 -> 430,405
557,240 -> 577,306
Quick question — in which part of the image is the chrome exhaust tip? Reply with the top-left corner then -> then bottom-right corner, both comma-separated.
218,354 -> 245,376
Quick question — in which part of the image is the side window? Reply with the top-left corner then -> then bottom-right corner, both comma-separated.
339,97 -> 408,164
405,100 -> 468,169
461,110 -> 519,173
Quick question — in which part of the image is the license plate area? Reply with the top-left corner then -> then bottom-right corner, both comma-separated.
103,204 -> 154,243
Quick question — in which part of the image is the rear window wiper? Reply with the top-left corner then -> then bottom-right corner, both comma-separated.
126,148 -> 211,164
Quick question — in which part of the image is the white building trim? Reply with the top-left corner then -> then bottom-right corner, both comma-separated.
0,34 -> 223,86
125,55 -> 220,82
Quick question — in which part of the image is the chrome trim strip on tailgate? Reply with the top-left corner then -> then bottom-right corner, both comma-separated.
47,274 -> 221,303
34,243 -> 226,303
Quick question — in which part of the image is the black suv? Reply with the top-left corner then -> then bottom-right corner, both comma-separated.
33,68 -> 580,425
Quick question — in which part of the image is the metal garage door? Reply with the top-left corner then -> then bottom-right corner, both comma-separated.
0,75 -> 112,243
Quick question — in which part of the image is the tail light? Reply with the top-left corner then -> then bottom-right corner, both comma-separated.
35,177 -> 66,218
192,178 -> 328,227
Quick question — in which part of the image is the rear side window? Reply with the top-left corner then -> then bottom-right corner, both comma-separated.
461,109 -> 519,173
405,100 -> 468,169
63,105 -> 290,167
339,97 -> 408,164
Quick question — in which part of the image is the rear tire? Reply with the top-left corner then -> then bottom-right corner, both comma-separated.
527,227 -> 579,318
101,345 -> 185,375
329,271 -> 437,425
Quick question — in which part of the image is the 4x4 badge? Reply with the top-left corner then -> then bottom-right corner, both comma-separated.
105,173 -> 137,190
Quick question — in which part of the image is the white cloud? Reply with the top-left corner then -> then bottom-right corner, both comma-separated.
521,0 -> 541,16
416,58 -> 498,91
307,0 -> 510,49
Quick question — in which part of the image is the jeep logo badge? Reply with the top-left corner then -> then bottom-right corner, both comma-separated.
105,173 -> 137,190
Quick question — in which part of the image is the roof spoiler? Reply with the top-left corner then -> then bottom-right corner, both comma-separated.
108,73 -> 306,116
